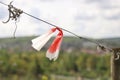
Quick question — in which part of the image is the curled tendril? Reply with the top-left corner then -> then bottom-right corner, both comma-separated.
114,52 -> 120,60
3,1 -> 23,23
3,1 -> 23,38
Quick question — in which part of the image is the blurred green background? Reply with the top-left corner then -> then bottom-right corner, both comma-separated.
0,36 -> 118,80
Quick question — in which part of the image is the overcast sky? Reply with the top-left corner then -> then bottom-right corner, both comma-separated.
0,0 -> 120,38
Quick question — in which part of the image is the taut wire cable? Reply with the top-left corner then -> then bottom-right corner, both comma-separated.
0,1 -> 120,60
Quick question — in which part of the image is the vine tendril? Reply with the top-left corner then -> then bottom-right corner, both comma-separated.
2,1 -> 23,38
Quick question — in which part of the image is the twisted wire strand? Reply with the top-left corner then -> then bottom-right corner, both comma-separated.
1,1 -> 120,59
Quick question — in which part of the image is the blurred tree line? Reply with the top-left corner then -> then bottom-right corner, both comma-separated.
0,49 -> 111,80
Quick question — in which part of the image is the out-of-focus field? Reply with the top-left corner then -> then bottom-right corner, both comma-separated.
0,36 -> 119,80
0,50 -> 111,80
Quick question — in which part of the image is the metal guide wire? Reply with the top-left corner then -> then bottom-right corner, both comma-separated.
0,1 -> 120,60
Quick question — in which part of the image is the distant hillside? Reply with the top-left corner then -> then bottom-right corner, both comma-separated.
0,36 -> 120,52
97,38 -> 120,48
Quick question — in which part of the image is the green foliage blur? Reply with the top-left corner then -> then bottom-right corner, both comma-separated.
0,49 -> 111,80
